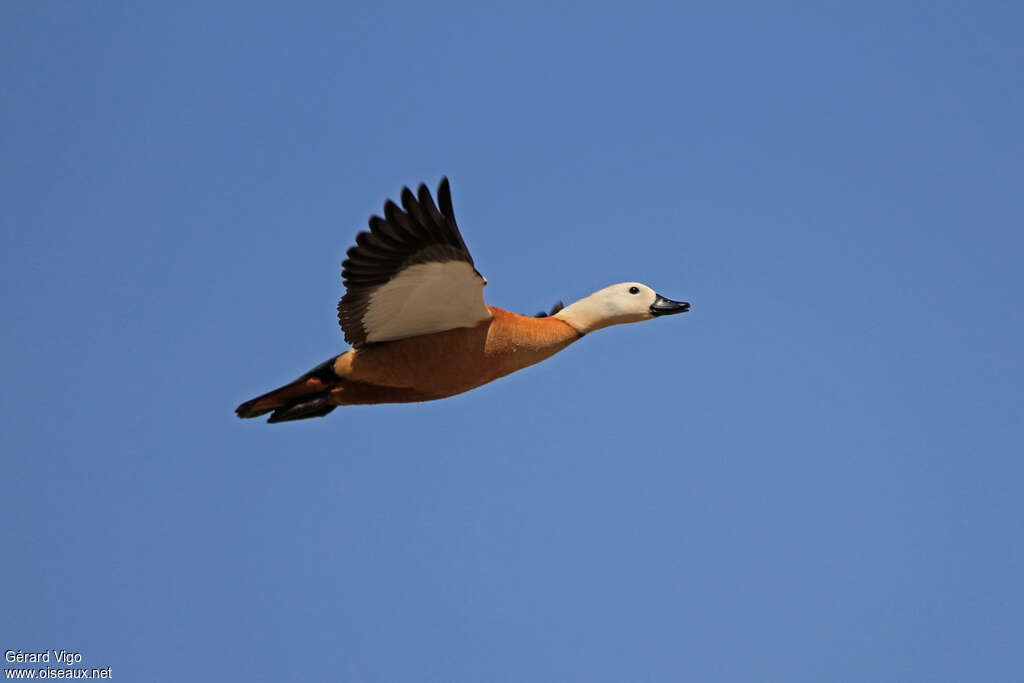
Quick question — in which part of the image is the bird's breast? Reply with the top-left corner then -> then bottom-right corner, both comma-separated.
337,307 -> 581,397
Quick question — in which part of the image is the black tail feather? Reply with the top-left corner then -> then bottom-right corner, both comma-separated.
266,394 -> 337,423
236,355 -> 340,422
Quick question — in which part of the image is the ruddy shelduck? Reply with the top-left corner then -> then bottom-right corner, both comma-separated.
236,178 -> 690,422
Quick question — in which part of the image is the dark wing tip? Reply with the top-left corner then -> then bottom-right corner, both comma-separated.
533,300 -> 565,318
400,186 -> 417,212
337,177 -> 476,346
437,177 -> 456,224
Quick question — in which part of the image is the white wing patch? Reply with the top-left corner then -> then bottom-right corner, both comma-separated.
361,261 -> 491,343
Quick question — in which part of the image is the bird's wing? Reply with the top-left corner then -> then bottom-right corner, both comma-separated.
338,178 -> 490,347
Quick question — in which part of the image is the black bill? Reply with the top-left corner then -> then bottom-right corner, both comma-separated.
649,294 -> 690,316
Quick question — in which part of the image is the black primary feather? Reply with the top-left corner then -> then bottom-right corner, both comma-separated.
337,177 -> 479,347
534,300 -> 564,318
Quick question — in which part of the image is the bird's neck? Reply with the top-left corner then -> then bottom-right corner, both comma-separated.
554,296 -> 627,335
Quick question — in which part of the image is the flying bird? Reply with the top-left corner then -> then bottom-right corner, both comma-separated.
236,178 -> 690,423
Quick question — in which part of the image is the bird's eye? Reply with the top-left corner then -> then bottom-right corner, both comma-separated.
629,286 -> 639,294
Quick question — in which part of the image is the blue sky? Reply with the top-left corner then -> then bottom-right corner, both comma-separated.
4,2 -> 1022,681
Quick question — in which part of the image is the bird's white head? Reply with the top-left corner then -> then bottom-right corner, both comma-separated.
553,282 -> 690,335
